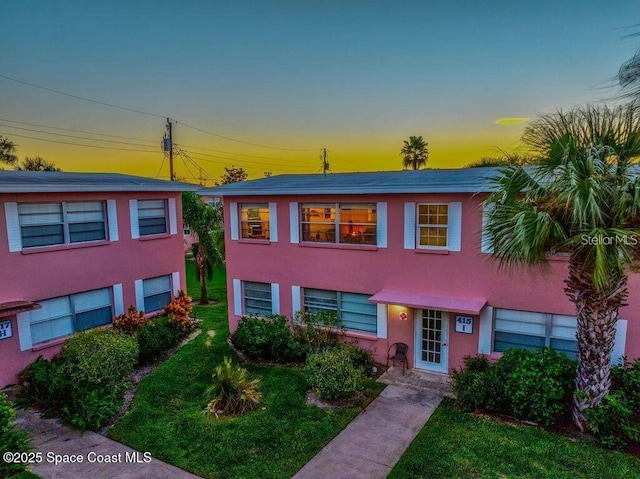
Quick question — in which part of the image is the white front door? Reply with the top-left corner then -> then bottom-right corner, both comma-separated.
414,309 -> 449,373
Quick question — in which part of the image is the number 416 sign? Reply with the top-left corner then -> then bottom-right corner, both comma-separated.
455,315 -> 473,334
0,320 -> 13,340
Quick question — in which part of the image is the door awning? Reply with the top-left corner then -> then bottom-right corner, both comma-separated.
0,300 -> 41,318
369,290 -> 487,316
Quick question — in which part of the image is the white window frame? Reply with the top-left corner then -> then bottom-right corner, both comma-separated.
239,203 -> 270,239
302,287 -> 377,334
299,203 -> 377,246
416,203 -> 449,250
141,275 -> 173,312
137,199 -> 168,237
242,281 -> 273,316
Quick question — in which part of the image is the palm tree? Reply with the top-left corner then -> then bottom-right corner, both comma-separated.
483,102 -> 640,431
182,192 -> 224,304
0,136 -> 18,166
14,156 -> 62,171
400,136 -> 429,170
618,48 -> 640,99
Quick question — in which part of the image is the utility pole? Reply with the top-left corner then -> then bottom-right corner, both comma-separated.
166,118 -> 175,181
321,148 -> 329,176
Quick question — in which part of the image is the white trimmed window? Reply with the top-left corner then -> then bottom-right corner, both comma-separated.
137,200 -> 168,236
18,201 -> 106,248
142,275 -> 172,312
242,281 -> 273,315
303,288 -> 377,334
417,203 -> 448,248
30,288 -> 113,345
300,203 -> 377,245
493,308 -> 577,359
240,204 -> 270,239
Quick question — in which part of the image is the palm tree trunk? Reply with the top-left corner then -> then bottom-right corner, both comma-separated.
197,248 -> 208,305
564,258 -> 628,431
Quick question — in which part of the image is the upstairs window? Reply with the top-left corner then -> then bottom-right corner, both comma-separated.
300,203 -> 377,245
417,204 -> 448,248
240,204 -> 270,239
18,201 -> 106,248
138,200 -> 167,236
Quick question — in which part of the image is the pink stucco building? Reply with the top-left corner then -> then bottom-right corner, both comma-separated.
204,168 -> 637,375
0,171 -> 197,387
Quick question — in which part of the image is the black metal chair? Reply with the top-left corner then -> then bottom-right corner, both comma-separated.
387,342 -> 409,376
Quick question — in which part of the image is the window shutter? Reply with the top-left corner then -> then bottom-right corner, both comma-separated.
291,286 -> 301,316
271,283 -> 280,314
230,202 -> 239,240
403,202 -> 416,249
269,202 -> 278,242
16,311 -> 32,351
376,202 -> 387,248
447,202 -> 462,252
612,319 -> 628,366
113,283 -> 124,316
172,271 -> 180,295
107,200 -> 119,241
4,202 -> 22,252
376,303 -> 388,339
478,306 -> 493,354
290,202 -> 299,243
233,279 -> 242,316
481,201 -> 494,254
134,279 -> 145,311
129,200 -> 140,239
168,198 -> 178,235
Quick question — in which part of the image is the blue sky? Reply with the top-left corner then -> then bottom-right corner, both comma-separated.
2,1 -> 639,182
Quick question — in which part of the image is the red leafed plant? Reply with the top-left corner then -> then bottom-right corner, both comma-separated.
113,305 -> 149,335
164,290 -> 195,333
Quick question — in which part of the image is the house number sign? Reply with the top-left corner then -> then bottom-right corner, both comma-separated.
455,315 -> 473,334
0,320 -> 13,340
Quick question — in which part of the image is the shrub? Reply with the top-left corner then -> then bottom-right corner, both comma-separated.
231,315 -> 294,362
136,316 -> 185,365
304,348 -> 364,400
18,356 -> 69,413
202,357 -> 262,418
292,310 -> 342,352
452,355 -> 493,412
165,290 -> 196,334
344,344 -> 376,377
587,359 -> 640,449
61,388 -> 123,431
113,305 -> 148,335
0,393 -> 31,477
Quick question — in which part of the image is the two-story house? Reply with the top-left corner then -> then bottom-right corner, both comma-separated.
204,168 -> 638,375
0,171 -> 198,387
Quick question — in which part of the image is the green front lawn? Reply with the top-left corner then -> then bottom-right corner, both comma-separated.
108,264 -> 384,479
389,398 -> 640,479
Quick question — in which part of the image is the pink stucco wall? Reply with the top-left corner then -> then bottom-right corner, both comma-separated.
224,193 -> 640,373
0,191 -> 187,387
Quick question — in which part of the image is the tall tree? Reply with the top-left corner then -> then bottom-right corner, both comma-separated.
218,166 -> 248,185
483,103 -> 640,430
0,136 -> 18,166
14,156 -> 62,172
182,192 -> 224,304
400,136 -> 429,170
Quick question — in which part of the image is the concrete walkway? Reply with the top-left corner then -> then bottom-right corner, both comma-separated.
14,408 -> 202,479
293,368 -> 449,479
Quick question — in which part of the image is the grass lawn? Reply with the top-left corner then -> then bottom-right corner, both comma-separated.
389,398 -> 640,479
108,261 -> 384,479
185,259 -> 226,303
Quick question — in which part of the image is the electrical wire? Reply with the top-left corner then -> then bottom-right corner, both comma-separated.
0,132 -> 159,153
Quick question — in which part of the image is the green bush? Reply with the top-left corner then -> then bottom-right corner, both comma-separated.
231,315 -> 295,362
587,360 -> 640,449
304,348 -> 364,400
136,316 -> 186,365
18,356 -> 69,413
202,357 -> 262,418
0,393 -> 31,477
292,310 -> 342,352
452,349 -> 576,426
344,344 -> 376,377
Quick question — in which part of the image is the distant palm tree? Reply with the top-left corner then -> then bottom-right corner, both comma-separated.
618,48 -> 640,99
400,136 -> 429,170
484,103 -> 640,431
0,136 -> 18,166
14,156 -> 62,171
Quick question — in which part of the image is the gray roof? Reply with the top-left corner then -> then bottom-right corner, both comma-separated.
200,168 -> 502,197
0,171 -> 200,193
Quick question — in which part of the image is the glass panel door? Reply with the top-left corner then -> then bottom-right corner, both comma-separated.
414,309 -> 449,373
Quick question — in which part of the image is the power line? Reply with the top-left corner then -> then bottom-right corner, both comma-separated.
174,143 -> 316,167
182,149 -> 313,171
177,142 -> 318,162
0,131 -> 159,153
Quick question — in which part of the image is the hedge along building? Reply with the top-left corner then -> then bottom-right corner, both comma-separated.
202,168 -> 636,375
0,171 -> 199,387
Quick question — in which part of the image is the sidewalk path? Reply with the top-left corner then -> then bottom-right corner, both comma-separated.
15,408 -> 202,479
292,382 -> 443,479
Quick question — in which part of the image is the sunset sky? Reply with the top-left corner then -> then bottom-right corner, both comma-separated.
2,1 -> 640,184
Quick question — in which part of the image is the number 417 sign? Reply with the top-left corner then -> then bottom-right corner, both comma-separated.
455,315 -> 473,334
0,320 -> 13,340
